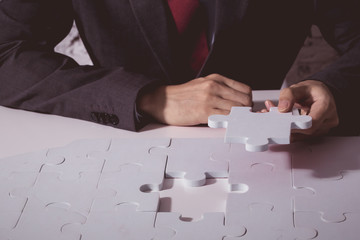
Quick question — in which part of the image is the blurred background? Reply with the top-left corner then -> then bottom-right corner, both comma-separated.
55,23 -> 339,87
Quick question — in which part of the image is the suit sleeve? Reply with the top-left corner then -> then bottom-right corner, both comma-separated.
0,0 -> 158,131
310,0 -> 360,135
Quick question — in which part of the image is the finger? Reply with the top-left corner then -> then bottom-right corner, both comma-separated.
299,101 -> 328,135
206,74 -> 252,95
214,83 -> 252,106
265,100 -> 276,111
278,85 -> 309,113
211,97 -> 245,111
278,88 -> 295,112
212,109 -> 231,116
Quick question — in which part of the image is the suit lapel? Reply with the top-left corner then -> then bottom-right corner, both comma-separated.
129,0 -> 173,80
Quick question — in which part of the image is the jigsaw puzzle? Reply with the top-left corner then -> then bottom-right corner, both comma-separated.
208,107 -> 312,152
1,136 -> 360,239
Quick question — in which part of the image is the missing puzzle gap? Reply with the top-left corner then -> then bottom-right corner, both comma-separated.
158,178 -> 230,222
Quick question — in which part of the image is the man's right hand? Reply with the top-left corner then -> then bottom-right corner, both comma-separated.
137,73 -> 252,126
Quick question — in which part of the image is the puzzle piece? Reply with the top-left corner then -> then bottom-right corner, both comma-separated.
0,149 -> 64,179
0,172 -> 37,231
0,150 -> 62,234
88,138 -> 171,173
225,144 -> 314,239
61,203 -> 174,240
208,107 -> 312,152
1,198 -> 86,240
155,212 -> 246,240
11,172 -> 116,216
293,138 -> 360,223
225,198 -> 317,239
42,139 -> 111,180
150,138 -> 230,187
296,212 -> 360,240
227,144 -> 312,209
93,163 -> 166,212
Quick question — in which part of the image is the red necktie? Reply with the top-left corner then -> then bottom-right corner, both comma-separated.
167,0 -> 209,75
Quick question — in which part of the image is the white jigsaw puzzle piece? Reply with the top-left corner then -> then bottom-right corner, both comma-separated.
293,138 -> 360,223
42,139 -> 111,180
11,172 -> 116,216
93,163 -> 166,212
0,149 -> 64,179
225,145 -> 315,239
155,212 -> 246,240
227,145 -> 313,206
2,198 -> 86,240
150,138 -> 230,187
88,138 -> 171,173
208,107 -> 312,152
0,172 -> 38,231
225,199 -> 316,239
296,212 -> 360,240
61,203 -> 174,240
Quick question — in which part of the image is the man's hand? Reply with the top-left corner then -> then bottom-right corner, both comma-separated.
137,74 -> 252,125
265,80 -> 339,141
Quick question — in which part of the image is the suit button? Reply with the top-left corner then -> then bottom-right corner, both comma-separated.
91,112 -> 119,126
91,112 -> 101,123
109,114 -> 119,125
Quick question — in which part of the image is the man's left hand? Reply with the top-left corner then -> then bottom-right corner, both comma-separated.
265,80 -> 339,141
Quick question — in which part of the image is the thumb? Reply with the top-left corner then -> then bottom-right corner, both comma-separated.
278,87 -> 295,113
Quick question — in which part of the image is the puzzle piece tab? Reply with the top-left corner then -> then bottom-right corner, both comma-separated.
208,107 -> 312,152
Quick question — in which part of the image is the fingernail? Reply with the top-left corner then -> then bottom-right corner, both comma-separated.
278,100 -> 289,112
265,100 -> 270,109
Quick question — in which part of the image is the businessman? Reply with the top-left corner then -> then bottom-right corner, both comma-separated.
0,0 -> 359,138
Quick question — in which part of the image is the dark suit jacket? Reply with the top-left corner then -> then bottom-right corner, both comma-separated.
0,0 -> 359,133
